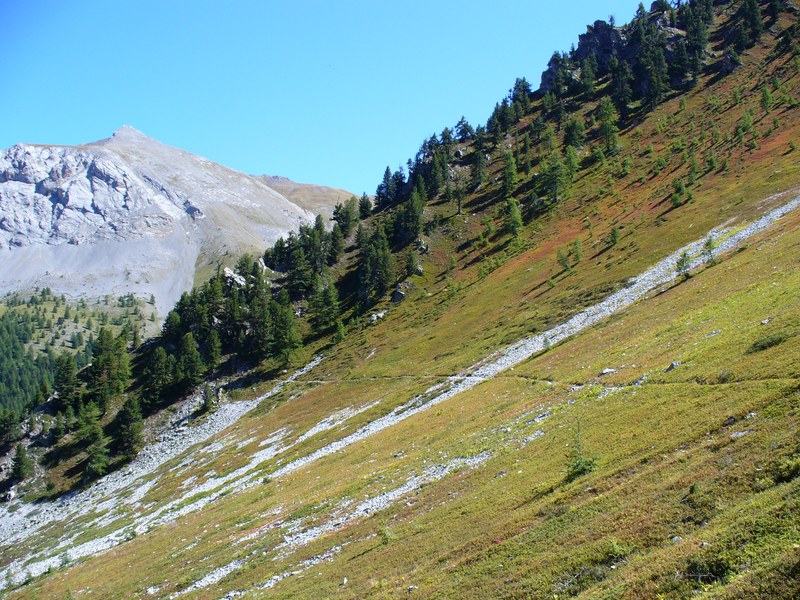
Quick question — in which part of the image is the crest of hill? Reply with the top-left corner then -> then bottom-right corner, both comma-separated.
257,175 -> 356,221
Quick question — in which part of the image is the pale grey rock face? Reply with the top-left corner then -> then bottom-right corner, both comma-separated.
0,126 -> 318,314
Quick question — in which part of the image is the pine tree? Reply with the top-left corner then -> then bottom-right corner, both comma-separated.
676,251 -> 691,279
286,245 -> 314,299
54,411 -> 66,439
521,133 -> 532,175
760,87 -> 773,114
455,116 -> 475,141
84,421 -> 110,480
143,347 -> 171,404
201,384 -> 217,414
473,150 -> 488,188
505,199 -> 523,238
564,146 -> 580,181
405,249 -> 420,278
539,151 -> 569,203
88,328 -> 130,411
11,443 -> 33,481
54,352 -> 78,410
580,59 -> 596,96
738,0 -> 764,46
115,397 -> 143,460
502,153 -> 518,198
394,188 -> 424,246
309,276 -> 340,334
207,329 -> 222,374
176,332 -> 204,386
564,118 -> 586,148
359,226 -> 395,302
356,223 -> 368,248
328,224 -> 345,264
359,194 -> 373,218
609,57 -> 633,117
375,166 -> 395,209
271,289 -> 301,362
597,98 -> 620,154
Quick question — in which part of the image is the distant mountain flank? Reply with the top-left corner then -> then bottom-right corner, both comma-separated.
0,126 -> 350,314
257,175 -> 355,220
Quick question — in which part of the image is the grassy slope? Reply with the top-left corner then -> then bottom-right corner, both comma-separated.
7,7 -> 800,599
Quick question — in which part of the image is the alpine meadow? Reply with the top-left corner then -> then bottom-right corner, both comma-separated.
1,1 -> 800,598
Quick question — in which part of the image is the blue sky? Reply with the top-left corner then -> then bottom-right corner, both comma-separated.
1,1 -> 637,195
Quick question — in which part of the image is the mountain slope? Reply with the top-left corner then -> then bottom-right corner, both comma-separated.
1,2 -> 800,599
257,175 -> 356,221
0,127 -> 346,314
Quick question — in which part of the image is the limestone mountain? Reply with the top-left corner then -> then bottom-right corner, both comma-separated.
0,126 -> 347,314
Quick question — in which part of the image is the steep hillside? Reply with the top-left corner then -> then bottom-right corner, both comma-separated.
1,1 -> 800,598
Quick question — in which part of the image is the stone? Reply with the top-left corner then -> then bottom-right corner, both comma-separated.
665,361 -> 682,372
599,368 -> 618,376
391,287 -> 406,303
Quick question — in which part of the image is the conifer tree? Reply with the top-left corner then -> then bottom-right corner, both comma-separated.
248,285 -> 273,359
88,328 -> 130,411
564,118 -> 586,148
539,151 -> 569,203
115,397 -> 143,460
271,289 -> 301,361
521,133 -> 532,175
328,224 -> 345,264
207,329 -> 222,373
738,0 -> 764,46
309,275 -> 340,334
502,153 -> 518,198
375,166 -> 395,208
394,188 -> 424,246
505,199 -> 523,238
473,150 -> 488,188
609,57 -> 633,117
405,249 -> 420,278
84,420 -> 110,480
564,146 -> 580,181
580,59 -> 596,96
77,401 -> 102,445
359,194 -> 372,218
597,98 -> 620,154
455,116 -> 475,141
143,347 -> 171,404
54,352 -> 79,410
286,245 -> 314,299
356,223 -> 368,248
359,226 -> 395,302
11,443 -> 33,481
176,332 -> 204,386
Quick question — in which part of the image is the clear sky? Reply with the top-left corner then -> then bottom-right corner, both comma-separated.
1,0 -> 638,196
